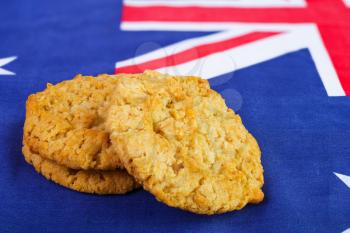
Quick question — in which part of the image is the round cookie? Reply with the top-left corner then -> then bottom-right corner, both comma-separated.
106,71 -> 264,214
22,143 -> 140,194
23,74 -> 125,170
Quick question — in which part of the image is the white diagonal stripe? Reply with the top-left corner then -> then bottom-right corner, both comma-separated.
116,29 -> 254,68
343,0 -> 350,7
155,30 -> 299,79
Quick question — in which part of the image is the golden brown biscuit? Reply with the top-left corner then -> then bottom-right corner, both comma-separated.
106,70 -> 264,214
22,143 -> 140,194
23,74 -> 124,170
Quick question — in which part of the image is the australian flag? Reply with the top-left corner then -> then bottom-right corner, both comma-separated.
0,0 -> 349,232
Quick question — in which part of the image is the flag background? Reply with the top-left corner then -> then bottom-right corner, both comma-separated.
0,0 -> 349,232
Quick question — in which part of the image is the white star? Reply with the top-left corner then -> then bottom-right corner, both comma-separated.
334,172 -> 350,233
334,172 -> 350,189
0,56 -> 17,75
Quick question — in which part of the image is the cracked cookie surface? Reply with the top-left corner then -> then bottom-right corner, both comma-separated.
22,143 -> 140,194
23,74 -> 124,170
106,71 -> 264,214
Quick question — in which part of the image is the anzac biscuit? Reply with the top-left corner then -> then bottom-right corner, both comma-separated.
22,143 -> 140,194
23,74 -> 123,170
106,71 -> 264,214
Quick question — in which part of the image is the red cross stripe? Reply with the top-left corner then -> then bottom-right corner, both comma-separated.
122,0 -> 350,95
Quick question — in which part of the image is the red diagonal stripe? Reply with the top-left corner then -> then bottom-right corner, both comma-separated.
116,31 -> 280,74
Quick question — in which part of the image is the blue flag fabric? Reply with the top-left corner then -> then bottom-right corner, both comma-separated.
0,0 -> 349,232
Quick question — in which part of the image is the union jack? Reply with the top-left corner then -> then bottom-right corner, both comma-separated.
115,0 -> 350,96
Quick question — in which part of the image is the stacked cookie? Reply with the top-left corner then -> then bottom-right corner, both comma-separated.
22,74 -> 140,194
23,71 -> 264,214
